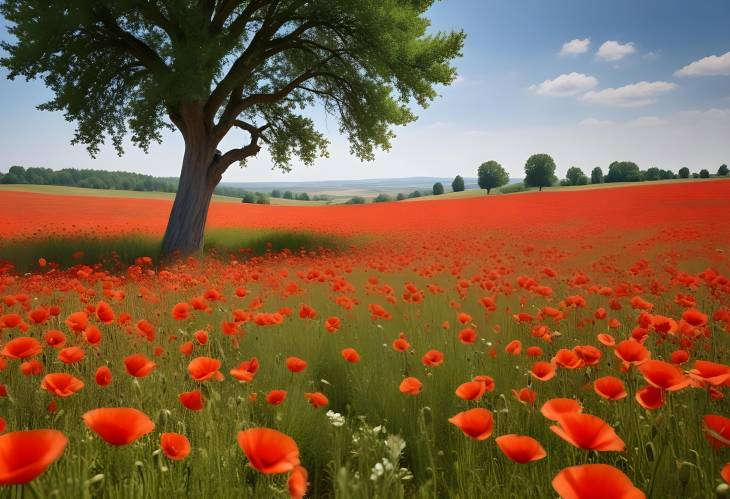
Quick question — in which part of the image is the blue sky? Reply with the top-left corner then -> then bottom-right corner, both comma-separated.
1,0 -> 729,181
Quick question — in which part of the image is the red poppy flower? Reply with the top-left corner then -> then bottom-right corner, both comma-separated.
160,432 -> 191,461
550,413 -> 625,451
64,312 -> 88,332
682,309 -> 707,327
341,348 -> 360,363
179,390 -> 205,411
172,303 -> 190,321
137,320 -> 155,342
495,434 -> 547,463
458,328 -> 477,344
399,377 -> 422,396
552,464 -> 645,499
512,387 -> 537,406
530,361 -> 556,381
614,340 -> 650,366
448,408 -> 494,440
541,398 -> 582,421
593,376 -> 627,400
304,392 -> 329,408
721,463 -> 730,484
266,390 -> 287,405
193,330 -> 208,345
421,349 -> 444,367
28,308 -> 50,325
597,333 -> 615,347
455,381 -> 487,401
392,333 -> 410,352
82,408 -> 154,445
43,330 -> 66,348
689,360 -> 730,387
41,373 -> 84,397
553,349 -> 583,369
670,350 -> 690,365
95,366 -> 112,387
20,360 -> 43,376
635,385 -> 665,410
58,347 -> 85,364
124,354 -> 156,378
473,375 -> 495,392
95,301 -> 115,324
237,428 -> 300,474
230,357 -> 259,382
2,337 -> 42,359
288,465 -> 308,499
505,340 -> 522,355
188,356 -> 224,381
324,316 -> 341,333
0,430 -> 67,485
286,356 -> 307,373
574,345 -> 602,366
703,415 -> 730,450
639,360 -> 691,391
526,346 -> 543,357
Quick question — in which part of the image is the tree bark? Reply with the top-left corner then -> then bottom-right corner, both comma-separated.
161,103 -> 219,256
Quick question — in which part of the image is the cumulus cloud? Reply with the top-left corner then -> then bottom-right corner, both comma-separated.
596,41 -> 636,61
627,116 -> 669,127
529,72 -> 598,97
675,51 -> 730,76
560,38 -> 591,56
582,81 -> 677,107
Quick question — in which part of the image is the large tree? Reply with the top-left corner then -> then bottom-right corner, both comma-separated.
477,160 -> 508,194
1,1 -> 464,255
524,153 -> 556,191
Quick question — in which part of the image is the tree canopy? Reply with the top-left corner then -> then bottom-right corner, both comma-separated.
565,166 -> 588,186
605,161 -> 641,183
590,167 -> 603,184
451,175 -> 464,192
477,160 -> 509,194
523,154 -> 556,191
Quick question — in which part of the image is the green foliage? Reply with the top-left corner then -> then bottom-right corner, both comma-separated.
718,164 -> 728,176
477,160 -> 509,194
658,169 -> 676,180
1,0 -> 465,172
374,193 -> 393,203
407,190 -> 423,199
590,167 -> 603,184
699,169 -> 710,178
451,175 -> 465,192
678,167 -> 690,179
396,193 -> 406,201
271,189 -> 282,198
645,167 -> 661,181
499,182 -> 528,194
432,182 -> 444,195
565,166 -> 588,186
605,161 -> 641,183
345,196 -> 366,204
283,191 -> 294,200
296,192 -> 310,201
523,154 -> 556,191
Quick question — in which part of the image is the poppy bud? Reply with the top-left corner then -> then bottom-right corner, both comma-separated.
644,442 -> 655,462
715,483 -> 729,499
677,461 -> 691,486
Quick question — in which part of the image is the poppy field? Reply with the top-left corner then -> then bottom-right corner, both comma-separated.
0,180 -> 729,498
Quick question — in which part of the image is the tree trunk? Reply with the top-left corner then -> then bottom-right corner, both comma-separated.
487,187 -> 491,195
161,103 -> 219,256
539,185 -> 543,192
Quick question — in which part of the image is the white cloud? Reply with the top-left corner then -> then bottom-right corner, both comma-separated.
578,118 -> 614,127
560,38 -> 591,56
582,81 -> 678,107
596,41 -> 636,61
681,108 -> 730,120
627,116 -> 669,127
675,51 -> 730,76
529,72 -> 598,97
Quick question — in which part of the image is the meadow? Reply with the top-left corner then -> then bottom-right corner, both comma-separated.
0,180 -> 729,498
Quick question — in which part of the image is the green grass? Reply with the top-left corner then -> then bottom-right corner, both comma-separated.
0,229 -> 348,273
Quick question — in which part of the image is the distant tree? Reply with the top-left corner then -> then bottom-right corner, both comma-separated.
374,193 -> 393,203
451,175 -> 465,192
432,182 -> 444,195
478,160 -> 509,194
605,161 -> 641,183
524,154 -> 556,191
283,191 -> 294,200
271,189 -> 282,198
407,190 -> 422,199
396,193 -> 406,201
659,169 -> 675,180
700,169 -> 710,178
718,164 -> 729,176
692,172 -> 701,179
678,167 -> 690,179
645,167 -> 661,181
346,196 -> 366,204
565,166 -> 588,186
296,192 -> 310,201
255,193 -> 269,205
590,167 -> 603,184
241,192 -> 256,204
